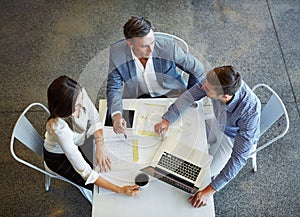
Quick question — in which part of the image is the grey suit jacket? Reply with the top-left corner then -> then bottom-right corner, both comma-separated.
106,37 -> 205,115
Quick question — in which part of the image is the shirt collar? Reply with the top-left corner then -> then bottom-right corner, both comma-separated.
226,81 -> 244,112
130,49 -> 138,61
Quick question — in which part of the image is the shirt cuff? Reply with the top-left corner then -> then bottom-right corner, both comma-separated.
85,170 -> 100,185
210,175 -> 229,191
111,111 -> 121,118
87,122 -> 103,137
162,111 -> 178,125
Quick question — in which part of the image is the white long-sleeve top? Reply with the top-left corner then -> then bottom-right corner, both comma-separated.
44,88 -> 103,185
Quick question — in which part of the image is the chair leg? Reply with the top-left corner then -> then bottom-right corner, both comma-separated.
45,175 -> 51,191
252,153 -> 257,172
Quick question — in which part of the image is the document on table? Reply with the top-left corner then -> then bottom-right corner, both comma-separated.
135,102 -> 170,137
104,135 -> 139,164
96,136 -> 140,195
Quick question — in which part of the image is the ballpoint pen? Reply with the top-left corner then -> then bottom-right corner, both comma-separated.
159,127 -> 165,140
122,119 -> 127,139
159,126 -> 163,134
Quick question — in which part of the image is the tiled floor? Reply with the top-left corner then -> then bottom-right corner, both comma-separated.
1,0 -> 299,216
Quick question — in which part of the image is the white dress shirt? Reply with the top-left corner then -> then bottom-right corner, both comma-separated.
131,49 -> 170,97
111,50 -> 170,117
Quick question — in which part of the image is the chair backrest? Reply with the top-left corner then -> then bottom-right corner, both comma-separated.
154,32 -> 189,84
10,103 -> 93,204
10,103 -> 51,175
154,32 -> 189,53
251,84 -> 289,154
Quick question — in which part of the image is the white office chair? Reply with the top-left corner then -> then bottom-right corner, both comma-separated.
248,84 -> 290,172
154,32 -> 190,83
10,102 -> 92,204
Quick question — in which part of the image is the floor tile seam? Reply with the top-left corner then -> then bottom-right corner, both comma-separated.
266,0 -> 300,118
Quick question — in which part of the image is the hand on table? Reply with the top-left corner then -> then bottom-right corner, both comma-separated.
188,184 -> 216,208
154,119 -> 170,135
119,184 -> 140,196
95,147 -> 111,172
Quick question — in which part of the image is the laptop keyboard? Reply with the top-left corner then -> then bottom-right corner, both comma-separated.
151,166 -> 199,194
158,152 -> 201,181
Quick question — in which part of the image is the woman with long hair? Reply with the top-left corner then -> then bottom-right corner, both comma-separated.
44,75 -> 139,196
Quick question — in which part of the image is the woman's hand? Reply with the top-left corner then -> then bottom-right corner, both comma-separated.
119,184 -> 140,196
95,140 -> 111,172
95,177 -> 139,196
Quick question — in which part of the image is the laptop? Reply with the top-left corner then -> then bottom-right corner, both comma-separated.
140,133 -> 212,194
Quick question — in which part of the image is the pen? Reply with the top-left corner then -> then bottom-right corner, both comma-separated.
159,127 -> 165,140
159,126 -> 164,135
121,119 -> 127,139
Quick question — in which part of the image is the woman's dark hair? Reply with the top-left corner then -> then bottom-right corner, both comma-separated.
47,75 -> 82,119
206,65 -> 242,95
123,16 -> 154,39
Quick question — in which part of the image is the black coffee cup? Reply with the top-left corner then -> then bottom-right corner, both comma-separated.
190,101 -> 199,110
134,173 -> 149,187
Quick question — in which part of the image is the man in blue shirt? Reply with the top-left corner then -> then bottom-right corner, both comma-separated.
154,65 -> 261,208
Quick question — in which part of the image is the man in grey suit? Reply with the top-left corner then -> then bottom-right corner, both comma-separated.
107,16 -> 205,136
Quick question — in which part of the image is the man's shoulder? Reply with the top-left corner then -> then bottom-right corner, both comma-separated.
237,82 -> 261,113
153,38 -> 177,59
110,39 -> 127,49
155,37 -> 175,48
241,82 -> 258,102
109,39 -> 131,62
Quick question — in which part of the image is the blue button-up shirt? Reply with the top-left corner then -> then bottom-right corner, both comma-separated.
163,81 -> 261,191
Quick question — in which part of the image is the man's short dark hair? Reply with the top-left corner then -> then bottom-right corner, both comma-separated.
206,65 -> 242,95
123,16 -> 154,39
